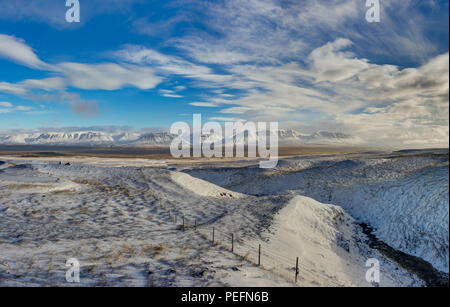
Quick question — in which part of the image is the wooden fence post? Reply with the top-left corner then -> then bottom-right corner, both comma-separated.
212,228 -> 215,244
231,234 -> 234,253
182,215 -> 185,231
258,244 -> 261,266
295,257 -> 299,283
195,219 -> 197,231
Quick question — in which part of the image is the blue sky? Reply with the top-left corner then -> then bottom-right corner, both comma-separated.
0,0 -> 448,147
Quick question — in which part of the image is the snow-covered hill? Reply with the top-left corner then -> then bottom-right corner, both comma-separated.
183,151 -> 449,274
0,157 -> 422,286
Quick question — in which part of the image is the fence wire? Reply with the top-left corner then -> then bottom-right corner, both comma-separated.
136,177 -> 350,286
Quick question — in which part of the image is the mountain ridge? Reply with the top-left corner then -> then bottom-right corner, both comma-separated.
0,129 -> 363,146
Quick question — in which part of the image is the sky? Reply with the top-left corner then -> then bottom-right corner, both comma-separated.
0,0 -> 448,147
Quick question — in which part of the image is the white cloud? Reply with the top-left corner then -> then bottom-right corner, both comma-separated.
0,77 -> 66,96
114,45 -> 232,85
15,105 -> 33,111
0,104 -> 34,114
209,117 -> 244,122
189,39 -> 448,147
115,45 -> 210,75
0,101 -> 13,107
189,102 -> 219,107
56,62 -> 161,90
0,35 -> 163,93
164,0 -> 446,68
0,81 -> 28,95
0,34 -> 49,69
219,106 -> 253,114
0,36 -> 163,119
0,63 -> 161,93
166,0 -> 357,65
21,77 -> 66,91
308,38 -> 370,82
174,85 -> 186,91
162,93 -> 183,98
159,89 -> 183,98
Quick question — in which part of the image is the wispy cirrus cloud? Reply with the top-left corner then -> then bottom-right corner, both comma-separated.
0,102 -> 34,114
208,116 -> 245,122
167,0 -> 447,66
159,89 -> 183,98
113,45 -> 233,85
189,102 -> 219,107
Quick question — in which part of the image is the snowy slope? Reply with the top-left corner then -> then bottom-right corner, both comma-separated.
246,195 -> 419,286
170,171 -> 243,198
184,151 -> 450,273
0,157 -> 421,286
0,161 -> 294,286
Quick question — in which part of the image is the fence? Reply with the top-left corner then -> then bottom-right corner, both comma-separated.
157,203 -> 351,286
141,170 -> 350,287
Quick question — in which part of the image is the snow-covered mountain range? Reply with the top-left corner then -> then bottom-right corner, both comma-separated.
0,129 -> 363,146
